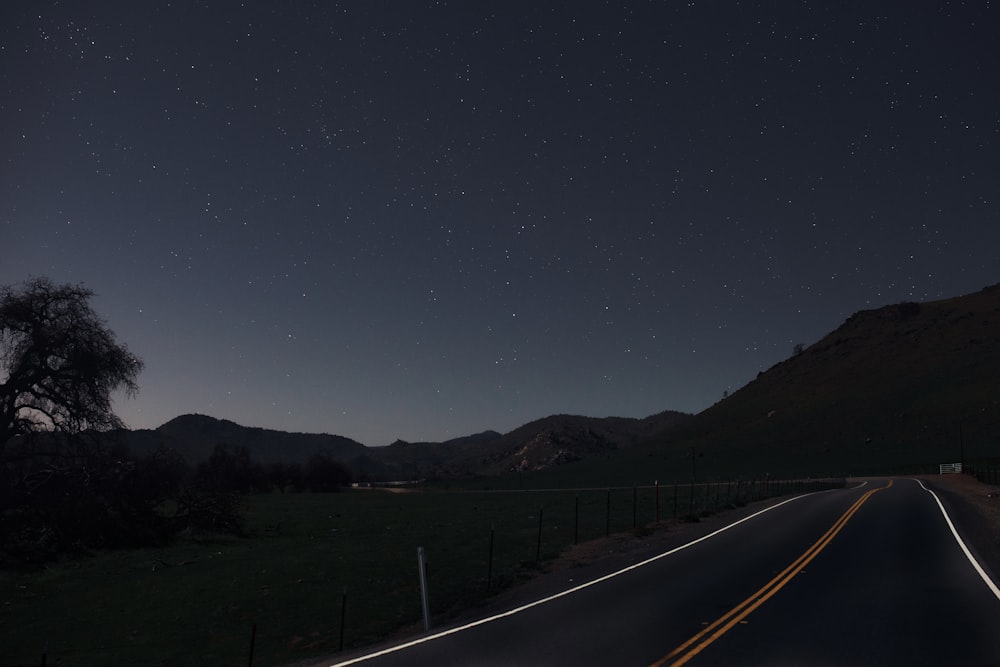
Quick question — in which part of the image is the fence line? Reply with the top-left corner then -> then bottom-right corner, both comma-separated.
7,476 -> 845,667
965,464 -> 1000,486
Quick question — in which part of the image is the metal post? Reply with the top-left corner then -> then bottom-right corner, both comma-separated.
960,423 -> 965,471
247,623 -> 256,667
339,587 -> 347,651
487,524 -> 495,589
574,495 -> 579,545
606,489 -> 611,536
417,547 -> 431,631
655,480 -> 660,524
535,507 -> 544,561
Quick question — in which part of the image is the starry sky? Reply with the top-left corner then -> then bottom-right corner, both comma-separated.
2,2 -> 997,446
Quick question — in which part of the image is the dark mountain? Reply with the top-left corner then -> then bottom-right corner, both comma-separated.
117,412 -> 692,481
366,431 -> 503,479
116,283 -> 1000,482
621,283 -> 1000,478
123,414 -> 369,467
462,411 -> 692,476
369,412 -> 691,478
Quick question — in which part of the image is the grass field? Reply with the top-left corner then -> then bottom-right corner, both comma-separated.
0,477 -> 839,666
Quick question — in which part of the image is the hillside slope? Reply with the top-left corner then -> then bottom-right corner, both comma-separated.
118,284 -> 1000,482
634,283 -> 1000,477
372,410 -> 692,478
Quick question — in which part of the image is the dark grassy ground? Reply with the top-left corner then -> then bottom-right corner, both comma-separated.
0,478 -> 833,667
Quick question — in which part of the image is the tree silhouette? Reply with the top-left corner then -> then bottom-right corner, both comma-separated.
1,277 -> 143,449
0,278 -> 148,562
195,443 -> 267,493
303,453 -> 352,491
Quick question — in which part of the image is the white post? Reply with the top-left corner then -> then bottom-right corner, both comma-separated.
417,546 -> 430,631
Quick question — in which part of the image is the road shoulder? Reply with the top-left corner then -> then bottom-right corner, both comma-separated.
915,473 -> 1000,588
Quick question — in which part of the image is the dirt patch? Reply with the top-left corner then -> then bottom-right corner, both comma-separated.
917,472 -> 1000,523
914,473 -> 1000,583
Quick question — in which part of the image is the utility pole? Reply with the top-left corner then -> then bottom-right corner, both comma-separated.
960,423 -> 965,471
689,446 -> 696,515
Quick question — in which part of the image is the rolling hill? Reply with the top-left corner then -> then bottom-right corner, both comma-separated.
123,413 -> 369,466
118,283 -> 1000,482
373,410 -> 692,478
120,410 -> 692,480
603,283 -> 1000,481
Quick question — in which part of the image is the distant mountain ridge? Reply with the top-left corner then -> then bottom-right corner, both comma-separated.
120,410 -> 692,480
118,282 -> 1000,481
124,413 -> 369,467
376,411 -> 692,478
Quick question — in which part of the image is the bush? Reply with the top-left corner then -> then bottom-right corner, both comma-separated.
303,454 -> 352,492
0,436 -> 246,565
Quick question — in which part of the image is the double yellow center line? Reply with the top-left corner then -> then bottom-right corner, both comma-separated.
652,480 -> 893,667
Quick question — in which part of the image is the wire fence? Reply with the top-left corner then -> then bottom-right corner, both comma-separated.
964,464 -> 1000,486
3,477 -> 845,667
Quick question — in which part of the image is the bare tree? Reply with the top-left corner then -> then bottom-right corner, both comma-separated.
1,277 -> 143,450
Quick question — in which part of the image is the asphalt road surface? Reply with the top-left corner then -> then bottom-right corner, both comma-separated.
318,479 -> 1000,666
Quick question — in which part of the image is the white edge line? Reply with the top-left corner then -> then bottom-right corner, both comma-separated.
323,487 -> 843,666
915,478 -> 1000,601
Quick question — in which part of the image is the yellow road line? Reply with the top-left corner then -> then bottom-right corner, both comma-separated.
652,480 -> 893,667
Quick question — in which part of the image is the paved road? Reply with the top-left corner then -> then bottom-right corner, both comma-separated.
317,479 -> 1000,666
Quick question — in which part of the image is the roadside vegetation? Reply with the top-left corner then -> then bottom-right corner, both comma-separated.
2,477 -> 842,666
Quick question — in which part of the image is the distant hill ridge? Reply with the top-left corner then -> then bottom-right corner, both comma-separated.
121,410 -> 692,480
120,282 -> 1000,480
124,414 -> 368,468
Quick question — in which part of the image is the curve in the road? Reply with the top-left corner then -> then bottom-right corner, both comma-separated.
653,480 -> 894,667
321,478 -> 1000,667
324,490 -> 834,667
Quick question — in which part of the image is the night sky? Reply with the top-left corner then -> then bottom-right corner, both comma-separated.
2,2 -> 997,446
